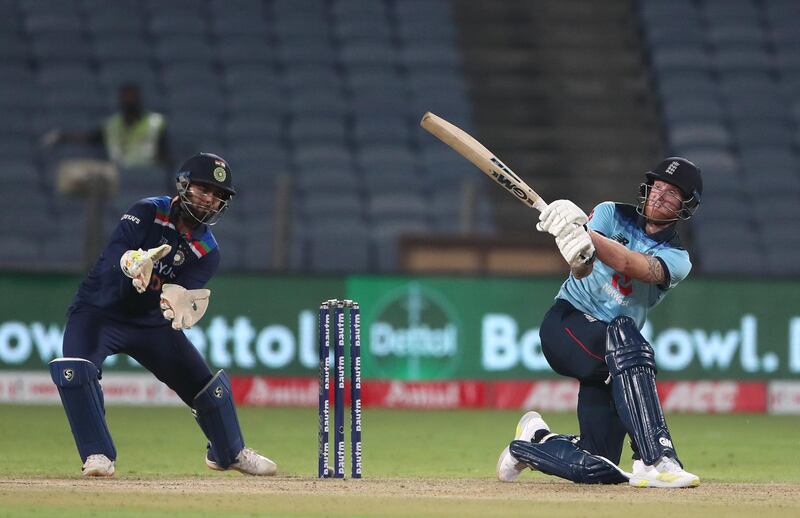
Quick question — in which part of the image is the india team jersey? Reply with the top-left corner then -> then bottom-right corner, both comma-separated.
72,196 -> 220,326
556,202 -> 691,328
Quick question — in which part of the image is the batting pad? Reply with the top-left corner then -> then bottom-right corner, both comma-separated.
49,358 -> 116,462
605,316 -> 678,466
192,369 -> 244,468
509,436 -> 630,484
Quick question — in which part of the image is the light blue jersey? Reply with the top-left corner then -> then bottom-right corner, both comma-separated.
556,202 -> 691,328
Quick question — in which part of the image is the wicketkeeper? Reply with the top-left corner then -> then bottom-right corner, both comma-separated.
497,157 -> 703,488
50,152 -> 276,477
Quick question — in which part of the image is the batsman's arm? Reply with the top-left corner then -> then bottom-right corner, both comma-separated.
588,231 -> 667,284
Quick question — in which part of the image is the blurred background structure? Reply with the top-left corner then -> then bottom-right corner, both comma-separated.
1,0 -> 798,276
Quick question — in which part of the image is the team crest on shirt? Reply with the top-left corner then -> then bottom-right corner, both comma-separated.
173,249 -> 185,266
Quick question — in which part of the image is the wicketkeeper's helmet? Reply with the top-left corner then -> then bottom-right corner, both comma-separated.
175,152 -> 235,225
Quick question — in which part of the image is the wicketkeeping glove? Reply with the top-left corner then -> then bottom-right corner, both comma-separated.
120,244 -> 172,293
160,284 -> 211,330
537,200 -> 589,238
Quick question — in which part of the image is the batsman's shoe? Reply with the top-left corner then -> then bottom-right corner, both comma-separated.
630,457 -> 699,488
82,454 -> 115,477
206,447 -> 277,476
496,411 -> 550,482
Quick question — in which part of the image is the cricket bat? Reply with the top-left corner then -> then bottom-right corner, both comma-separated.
420,112 -> 548,212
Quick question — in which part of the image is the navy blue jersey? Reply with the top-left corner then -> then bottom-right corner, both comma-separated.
556,202 -> 691,328
72,196 -> 220,326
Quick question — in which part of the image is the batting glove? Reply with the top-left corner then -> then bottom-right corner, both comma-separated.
555,226 -> 595,268
537,199 -> 589,238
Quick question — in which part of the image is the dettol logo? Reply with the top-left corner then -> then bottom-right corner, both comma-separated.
369,283 -> 459,379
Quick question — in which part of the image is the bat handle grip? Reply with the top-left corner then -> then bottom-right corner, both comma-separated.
532,199 -> 548,212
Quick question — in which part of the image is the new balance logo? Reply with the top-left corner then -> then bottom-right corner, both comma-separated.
611,233 -> 629,246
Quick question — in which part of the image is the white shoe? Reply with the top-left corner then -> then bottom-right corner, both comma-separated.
82,454 -> 115,477
496,411 -> 550,482
206,447 -> 277,476
629,456 -> 699,488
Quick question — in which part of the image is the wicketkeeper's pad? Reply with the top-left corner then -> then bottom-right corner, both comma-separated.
49,358 -> 116,462
192,370 -> 245,469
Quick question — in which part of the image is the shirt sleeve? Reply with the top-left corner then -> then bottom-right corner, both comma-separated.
174,249 -> 220,290
586,202 -> 615,236
98,200 -> 157,296
653,247 -> 692,290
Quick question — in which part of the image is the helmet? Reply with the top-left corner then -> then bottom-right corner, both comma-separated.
638,157 -> 702,221
175,152 -> 235,225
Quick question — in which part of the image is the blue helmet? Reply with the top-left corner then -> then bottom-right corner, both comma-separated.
175,152 -> 235,225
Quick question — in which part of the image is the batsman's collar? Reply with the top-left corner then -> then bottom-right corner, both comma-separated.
636,212 -> 680,245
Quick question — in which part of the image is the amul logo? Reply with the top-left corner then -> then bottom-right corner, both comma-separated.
369,283 -> 460,379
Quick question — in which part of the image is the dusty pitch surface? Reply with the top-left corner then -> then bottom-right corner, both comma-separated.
5,477 -> 798,518
5,476 -> 798,502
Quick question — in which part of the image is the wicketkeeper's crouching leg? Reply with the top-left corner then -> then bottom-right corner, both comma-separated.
192,369 -> 277,476
49,358 -> 117,477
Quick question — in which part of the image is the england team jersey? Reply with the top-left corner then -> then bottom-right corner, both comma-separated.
72,196 -> 220,326
556,202 -> 691,328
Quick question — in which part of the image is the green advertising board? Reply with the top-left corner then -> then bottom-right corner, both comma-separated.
1,273 -> 798,380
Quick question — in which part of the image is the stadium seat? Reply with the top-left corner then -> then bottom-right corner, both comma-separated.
288,89 -> 349,117
294,144 -> 353,170
216,36 -> 273,64
223,116 -> 282,142
155,36 -> 214,64
372,219 -> 433,272
149,14 -> 207,37
0,0 -> 476,274
92,36 -> 153,61
294,168 -> 361,195
288,115 -> 347,145
86,11 -> 145,36
306,223 -> 372,273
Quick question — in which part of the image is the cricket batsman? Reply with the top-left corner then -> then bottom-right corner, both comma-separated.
496,157 -> 703,488
49,152 -> 276,477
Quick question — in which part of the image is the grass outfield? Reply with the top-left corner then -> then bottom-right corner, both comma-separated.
1,405 -> 798,517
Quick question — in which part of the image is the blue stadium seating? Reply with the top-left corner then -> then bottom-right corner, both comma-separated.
641,0 -> 800,275
0,0 -> 480,273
